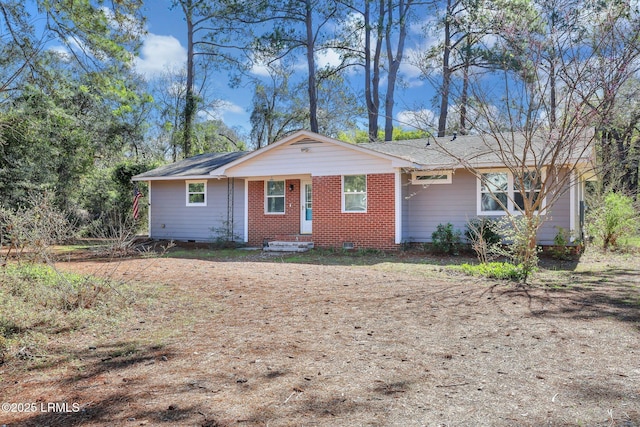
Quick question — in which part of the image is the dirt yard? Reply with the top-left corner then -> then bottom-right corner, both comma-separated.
2,248 -> 640,426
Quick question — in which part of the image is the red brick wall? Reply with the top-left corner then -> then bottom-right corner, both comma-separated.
313,174 -> 397,250
247,179 -> 301,246
248,174 -> 398,250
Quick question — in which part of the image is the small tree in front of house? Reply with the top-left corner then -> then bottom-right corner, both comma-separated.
588,192 -> 639,250
423,2 -> 640,282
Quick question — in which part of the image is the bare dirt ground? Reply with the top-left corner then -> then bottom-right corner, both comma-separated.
2,247 -> 640,426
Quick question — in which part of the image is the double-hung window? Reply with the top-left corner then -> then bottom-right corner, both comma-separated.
186,181 -> 207,206
343,175 -> 367,212
266,180 -> 285,214
478,170 -> 543,215
480,172 -> 509,213
514,171 -> 542,211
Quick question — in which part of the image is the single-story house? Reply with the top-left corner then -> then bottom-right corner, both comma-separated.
132,130 -> 594,250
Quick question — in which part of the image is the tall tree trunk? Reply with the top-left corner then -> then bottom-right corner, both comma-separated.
384,0 -> 409,141
549,56 -> 556,129
305,0 -> 318,133
183,0 -> 195,158
437,0 -> 452,138
459,38 -> 471,135
364,0 -> 384,141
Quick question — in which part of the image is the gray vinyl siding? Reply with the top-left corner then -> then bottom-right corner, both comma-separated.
149,178 -> 245,242
401,170 -> 477,243
401,169 -> 573,245
537,172 -> 572,244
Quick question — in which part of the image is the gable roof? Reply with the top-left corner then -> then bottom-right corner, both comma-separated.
133,130 -> 594,181
211,130 -> 418,175
132,151 -> 248,181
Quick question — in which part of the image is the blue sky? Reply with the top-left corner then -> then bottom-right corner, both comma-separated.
134,1 -> 440,135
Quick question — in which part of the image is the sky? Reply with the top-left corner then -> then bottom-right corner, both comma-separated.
134,0 -> 439,135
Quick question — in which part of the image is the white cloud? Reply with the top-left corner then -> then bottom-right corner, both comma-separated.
134,34 -> 187,79
199,100 -> 246,121
250,62 -> 272,77
397,109 -> 436,130
316,48 -> 342,69
219,100 -> 245,115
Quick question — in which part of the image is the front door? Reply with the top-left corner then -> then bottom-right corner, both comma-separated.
301,179 -> 312,234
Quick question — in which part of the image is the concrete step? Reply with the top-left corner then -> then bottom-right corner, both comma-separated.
265,241 -> 315,252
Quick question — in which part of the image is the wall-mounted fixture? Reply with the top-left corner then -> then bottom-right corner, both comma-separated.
289,184 -> 295,192
301,147 -> 310,153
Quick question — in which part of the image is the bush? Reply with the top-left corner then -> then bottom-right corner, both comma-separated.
465,218 -> 502,263
0,262 -> 129,364
430,223 -> 461,255
495,215 -> 541,283
587,192 -> 639,250
0,192 -> 73,263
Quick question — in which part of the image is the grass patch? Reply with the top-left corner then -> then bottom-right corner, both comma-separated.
164,247 -> 258,260
456,261 -> 528,281
0,262 -> 131,364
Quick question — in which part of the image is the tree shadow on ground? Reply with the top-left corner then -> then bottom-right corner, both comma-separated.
488,264 -> 640,329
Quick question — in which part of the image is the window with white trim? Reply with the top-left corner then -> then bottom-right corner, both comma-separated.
480,172 -> 508,213
478,170 -> 544,215
266,180 -> 285,213
411,170 -> 452,185
186,181 -> 207,206
343,175 -> 367,212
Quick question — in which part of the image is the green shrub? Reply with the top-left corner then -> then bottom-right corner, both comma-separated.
496,215 -> 541,282
587,192 -> 639,250
458,262 -> 526,281
430,223 -> 461,255
549,226 -> 580,259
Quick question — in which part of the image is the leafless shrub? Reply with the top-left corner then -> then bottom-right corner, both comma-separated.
0,192 -> 73,263
465,218 -> 501,264
86,211 -> 145,258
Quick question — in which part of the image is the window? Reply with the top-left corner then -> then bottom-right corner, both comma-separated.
480,172 -> 508,212
478,170 -> 544,215
266,180 -> 285,213
186,181 -> 206,206
343,175 -> 367,212
513,171 -> 542,210
411,170 -> 452,185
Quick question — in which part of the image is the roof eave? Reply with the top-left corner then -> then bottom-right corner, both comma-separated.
132,174 -> 222,182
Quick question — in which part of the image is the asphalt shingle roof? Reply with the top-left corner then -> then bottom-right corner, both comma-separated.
133,151 -> 249,179
134,131 -> 593,180
361,132 -> 593,169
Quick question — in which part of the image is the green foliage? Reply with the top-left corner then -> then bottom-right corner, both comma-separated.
337,127 -> 432,143
430,223 -> 462,255
587,192 -> 639,250
465,218 -> 502,246
549,227 -> 576,260
496,215 -> 541,283
0,261 -> 128,364
78,161 -> 152,234
458,262 -> 527,281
